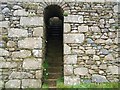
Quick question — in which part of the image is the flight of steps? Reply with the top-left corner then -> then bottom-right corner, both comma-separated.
43,24 -> 63,88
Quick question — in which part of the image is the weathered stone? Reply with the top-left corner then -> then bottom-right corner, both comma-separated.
36,70 -> 42,79
113,5 -> 118,12
74,67 -> 88,75
12,50 -> 31,58
13,5 -> 22,10
78,26 -> 88,32
100,49 -> 109,55
0,14 -> 3,21
106,39 -> 113,44
18,38 -> 42,49
72,49 -> 84,54
33,27 -> 43,37
0,57 -> 5,61
5,80 -> 20,88
0,80 -> 4,88
64,15 -> 83,23
99,70 -> 104,74
86,38 -> 94,44
90,26 -> 101,32
99,64 -> 107,70
86,60 -> 94,65
108,32 -> 116,38
0,62 -> 17,68
9,72 -> 34,79
104,54 -> 115,60
92,75 -> 108,83
2,7 -> 10,14
64,55 -> 77,64
91,65 -> 98,70
107,66 -> 118,74
32,50 -> 42,57
64,23 -> 71,33
95,39 -> 105,44
86,49 -> 95,54
8,28 -> 28,37
82,56 -> 89,60
0,48 -> 9,56
22,79 -> 41,88
64,34 -> 84,43
64,65 -> 73,75
64,44 -> 71,54
13,9 -> 28,16
7,41 -> 16,47
0,21 -> 9,27
64,76 -> 80,86
93,55 -> 100,60
100,19 -> 105,24
109,19 -> 115,23
20,17 -> 43,26
23,58 -> 42,69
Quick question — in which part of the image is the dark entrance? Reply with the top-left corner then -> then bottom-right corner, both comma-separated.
43,5 -> 63,88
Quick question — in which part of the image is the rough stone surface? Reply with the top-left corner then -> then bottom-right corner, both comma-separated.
20,17 -> 43,26
64,44 -> 71,54
33,27 -> 43,37
8,28 -> 28,37
92,75 -> 108,83
12,50 -> 31,58
64,65 -> 73,75
0,21 -> 9,27
0,48 -> 9,56
74,67 -> 88,75
23,58 -> 42,69
107,66 -> 118,74
86,49 -> 95,54
5,80 -> 20,88
22,79 -> 41,88
36,70 -> 42,79
7,41 -> 16,47
64,76 -> 80,85
64,23 -> 71,33
18,38 -> 42,49
13,9 -> 28,16
32,50 -> 42,57
64,34 -> 84,43
64,55 -> 77,64
78,26 -> 88,32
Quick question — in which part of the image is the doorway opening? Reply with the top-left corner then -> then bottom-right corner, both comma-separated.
43,5 -> 64,88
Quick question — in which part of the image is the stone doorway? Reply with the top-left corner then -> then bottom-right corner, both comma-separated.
43,5 -> 64,88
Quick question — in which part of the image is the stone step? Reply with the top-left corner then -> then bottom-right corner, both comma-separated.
48,67 -> 62,73
48,73 -> 62,79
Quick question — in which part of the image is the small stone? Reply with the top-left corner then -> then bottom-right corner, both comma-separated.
96,61 -> 101,65
64,65 -> 73,75
89,69 -> 95,74
99,64 -> 107,70
22,79 -> 41,88
0,62 -> 17,68
2,7 -> 10,14
104,54 -> 115,60
0,80 -> 4,88
64,55 -> 77,64
7,41 -> 16,48
108,32 -> 116,38
99,70 -> 104,74
109,19 -> 115,23
32,50 -> 42,57
13,9 -> 28,16
107,66 -> 118,74
13,5 -> 22,10
92,75 -> 108,83
23,58 -> 42,69
113,5 -> 118,13
33,27 -> 43,37
93,55 -> 100,60
100,19 -> 105,24
64,34 -> 84,43
36,70 -> 42,79
74,67 -> 88,75
90,26 -> 101,32
95,39 -> 105,43
86,38 -> 94,44
86,49 -> 95,54
82,56 -> 89,60
5,80 -> 20,88
8,28 -> 28,37
0,48 -> 9,57
78,26 -> 88,32
64,44 -> 71,54
106,39 -> 113,44
86,60 -> 94,65
64,76 -> 80,86
91,65 -> 98,70
72,49 -> 84,54
100,49 -> 109,55
64,23 -> 71,33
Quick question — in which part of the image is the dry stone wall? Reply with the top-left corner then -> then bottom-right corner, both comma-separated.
0,0 -> 119,88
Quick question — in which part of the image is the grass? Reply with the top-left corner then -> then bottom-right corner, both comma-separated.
56,78 -> 119,89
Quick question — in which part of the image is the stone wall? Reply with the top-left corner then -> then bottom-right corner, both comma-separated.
0,0 -> 119,88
